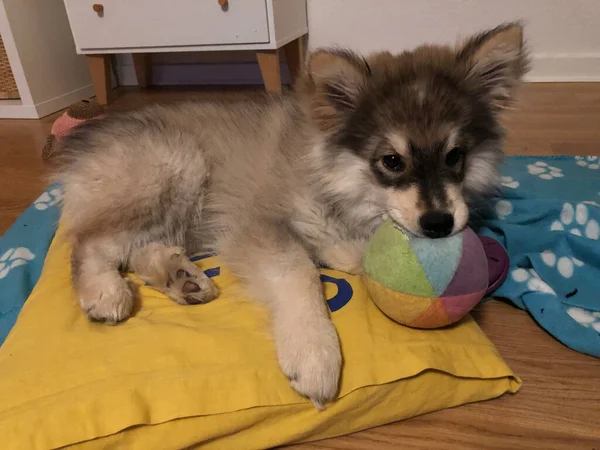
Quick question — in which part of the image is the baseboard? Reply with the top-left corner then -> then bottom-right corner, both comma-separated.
117,55 -> 600,86
118,62 -> 292,86
527,54 -> 600,82
34,85 -> 96,119
0,100 -> 38,119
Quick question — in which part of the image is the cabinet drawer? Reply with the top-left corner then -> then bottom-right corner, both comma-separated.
64,0 -> 270,50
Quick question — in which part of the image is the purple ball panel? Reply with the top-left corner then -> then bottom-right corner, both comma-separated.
441,228 -> 489,297
441,288 -> 487,323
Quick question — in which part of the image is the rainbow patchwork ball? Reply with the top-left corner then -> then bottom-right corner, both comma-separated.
362,221 -> 489,329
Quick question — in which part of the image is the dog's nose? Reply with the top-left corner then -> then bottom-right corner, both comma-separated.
419,211 -> 454,238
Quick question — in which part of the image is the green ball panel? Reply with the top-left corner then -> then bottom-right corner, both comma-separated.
363,221 -> 435,297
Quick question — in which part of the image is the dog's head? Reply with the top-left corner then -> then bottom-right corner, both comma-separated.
300,23 -> 528,238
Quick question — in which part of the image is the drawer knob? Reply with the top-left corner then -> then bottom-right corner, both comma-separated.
218,0 -> 228,6
92,4 -> 104,14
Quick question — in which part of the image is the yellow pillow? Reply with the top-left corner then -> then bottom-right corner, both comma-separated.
0,228 -> 520,449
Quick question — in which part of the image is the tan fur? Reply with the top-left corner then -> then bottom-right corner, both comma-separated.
386,186 -> 423,234
445,184 -> 470,233
55,23 -> 528,408
386,133 -> 410,158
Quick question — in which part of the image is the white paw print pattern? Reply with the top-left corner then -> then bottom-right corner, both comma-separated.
0,247 -> 35,279
511,267 -> 556,295
567,307 -> 600,333
34,188 -> 63,210
501,176 -> 519,189
540,249 -> 583,279
495,200 -> 513,219
575,156 -> 600,170
527,161 -> 564,180
551,203 -> 600,240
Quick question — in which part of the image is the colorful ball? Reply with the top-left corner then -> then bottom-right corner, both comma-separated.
362,221 -> 488,328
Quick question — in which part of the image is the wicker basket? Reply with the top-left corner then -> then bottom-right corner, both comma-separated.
0,35 -> 19,100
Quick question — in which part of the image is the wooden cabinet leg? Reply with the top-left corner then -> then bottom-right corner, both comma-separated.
87,54 -> 112,105
132,53 -> 152,88
283,37 -> 305,84
256,50 -> 282,94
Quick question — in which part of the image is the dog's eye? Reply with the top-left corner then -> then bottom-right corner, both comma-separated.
445,147 -> 464,168
382,155 -> 405,172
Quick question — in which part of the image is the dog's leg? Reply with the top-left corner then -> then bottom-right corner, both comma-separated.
72,234 -> 134,324
222,224 -> 342,409
130,243 -> 218,305
319,239 -> 367,275
272,264 -> 341,409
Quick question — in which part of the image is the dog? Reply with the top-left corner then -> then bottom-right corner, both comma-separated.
54,23 -> 528,409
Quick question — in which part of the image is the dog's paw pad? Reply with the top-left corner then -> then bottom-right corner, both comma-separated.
165,260 -> 218,305
182,280 -> 201,294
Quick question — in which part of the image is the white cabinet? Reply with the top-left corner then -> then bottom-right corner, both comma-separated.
62,0 -> 308,104
65,0 -> 271,50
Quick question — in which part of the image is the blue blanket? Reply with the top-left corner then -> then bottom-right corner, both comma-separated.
1,157 -> 600,358
477,156 -> 600,358
0,185 -> 61,344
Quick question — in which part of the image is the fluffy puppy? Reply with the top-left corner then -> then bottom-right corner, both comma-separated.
55,23 -> 528,408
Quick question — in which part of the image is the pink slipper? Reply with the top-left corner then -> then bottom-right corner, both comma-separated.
42,100 -> 105,160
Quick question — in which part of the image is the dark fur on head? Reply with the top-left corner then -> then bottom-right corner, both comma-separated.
299,22 -> 529,237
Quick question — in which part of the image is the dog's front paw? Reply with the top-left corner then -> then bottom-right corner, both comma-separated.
79,274 -> 135,324
277,319 -> 342,409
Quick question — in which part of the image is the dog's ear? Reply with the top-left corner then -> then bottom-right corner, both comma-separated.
302,49 -> 370,131
458,22 -> 529,110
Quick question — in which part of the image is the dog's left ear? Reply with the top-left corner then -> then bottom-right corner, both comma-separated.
458,22 -> 529,110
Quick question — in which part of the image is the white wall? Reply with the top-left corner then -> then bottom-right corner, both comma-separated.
0,0 -> 93,118
307,0 -> 600,81
118,0 -> 600,85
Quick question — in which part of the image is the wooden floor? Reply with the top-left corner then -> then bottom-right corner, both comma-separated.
1,84 -> 600,449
